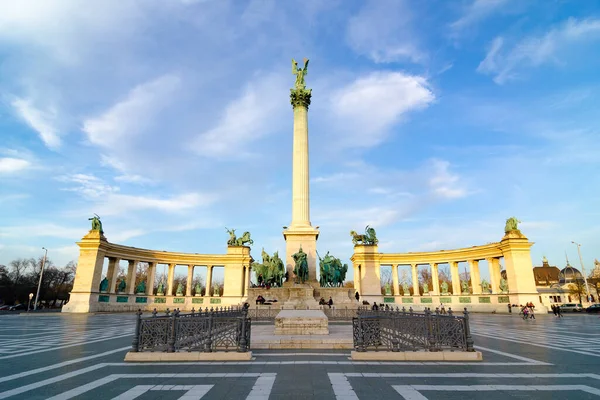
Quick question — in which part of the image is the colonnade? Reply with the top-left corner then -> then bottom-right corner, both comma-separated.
63,229 -> 253,313
103,259 -> 252,297
351,231 -> 541,309
379,258 -> 503,296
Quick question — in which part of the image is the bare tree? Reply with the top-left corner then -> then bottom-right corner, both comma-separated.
568,281 -> 586,304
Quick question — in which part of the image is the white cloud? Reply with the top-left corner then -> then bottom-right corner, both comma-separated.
0,157 -> 31,173
427,159 -> 468,199
191,73 -> 287,159
101,155 -> 154,184
478,18 -> 600,84
96,192 -> 216,216
1,224 -> 84,240
11,98 -> 61,149
346,0 -> 424,63
82,74 -> 181,148
57,174 -> 120,198
450,0 -> 509,32
330,71 -> 434,147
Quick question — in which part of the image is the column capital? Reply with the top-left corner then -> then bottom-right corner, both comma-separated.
290,88 -> 312,108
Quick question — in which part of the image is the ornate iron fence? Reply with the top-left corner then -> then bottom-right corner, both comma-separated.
353,307 -> 475,352
131,306 -> 251,353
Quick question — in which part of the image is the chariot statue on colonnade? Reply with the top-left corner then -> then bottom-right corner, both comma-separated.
89,214 -> 103,233
225,227 -> 254,246
350,225 -> 378,245
504,217 -> 521,233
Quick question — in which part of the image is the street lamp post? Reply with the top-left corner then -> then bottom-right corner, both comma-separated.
572,241 -> 591,303
34,247 -> 48,311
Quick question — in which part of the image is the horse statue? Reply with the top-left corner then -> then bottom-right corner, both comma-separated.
226,227 -> 237,246
350,225 -> 378,245
504,217 -> 521,233
235,231 -> 253,246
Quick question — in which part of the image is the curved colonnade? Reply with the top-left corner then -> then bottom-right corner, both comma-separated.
352,231 -> 542,312
62,230 -> 252,313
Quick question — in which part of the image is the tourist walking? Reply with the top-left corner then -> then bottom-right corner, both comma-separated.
508,303 -> 512,313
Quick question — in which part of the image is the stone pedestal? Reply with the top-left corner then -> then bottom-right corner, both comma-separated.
274,310 -> 329,335
282,285 -> 320,309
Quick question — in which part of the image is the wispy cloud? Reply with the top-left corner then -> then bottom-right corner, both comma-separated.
478,18 -> 600,84
330,71 -> 434,148
11,98 -> 61,149
450,0 -> 510,33
57,173 -> 119,198
83,74 -> 181,148
346,0 -> 424,63
191,73 -> 287,159
0,157 -> 31,173
427,159 -> 468,199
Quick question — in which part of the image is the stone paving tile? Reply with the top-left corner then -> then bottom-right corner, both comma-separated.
1,313 -> 600,399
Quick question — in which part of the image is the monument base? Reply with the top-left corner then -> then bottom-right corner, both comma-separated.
275,310 -> 329,335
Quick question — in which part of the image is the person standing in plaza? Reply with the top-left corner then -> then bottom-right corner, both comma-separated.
508,303 -> 512,313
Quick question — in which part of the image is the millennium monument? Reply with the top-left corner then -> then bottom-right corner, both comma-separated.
283,58 -> 320,284
63,59 -> 545,314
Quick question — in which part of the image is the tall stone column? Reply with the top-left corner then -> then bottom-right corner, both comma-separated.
469,260 -> 481,294
392,264 -> 400,296
146,262 -> 156,296
284,60 -> 320,284
167,263 -> 175,296
450,261 -> 460,295
244,266 -> 251,296
107,257 -> 120,294
127,260 -> 137,295
431,263 -> 440,295
186,265 -> 194,296
354,265 -> 362,295
487,258 -> 501,294
411,264 -> 420,296
206,266 -> 213,297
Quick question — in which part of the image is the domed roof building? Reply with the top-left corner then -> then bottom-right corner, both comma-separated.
558,262 -> 584,285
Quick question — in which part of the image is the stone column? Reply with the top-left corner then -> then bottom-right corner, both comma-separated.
146,262 -> 156,296
487,258 -> 501,294
431,263 -> 440,295
186,265 -> 194,296
244,266 -> 251,296
206,266 -> 213,297
411,264 -> 420,296
283,82 -> 319,283
127,260 -> 137,295
354,265 -> 362,295
392,264 -> 400,296
107,257 -> 121,294
450,261 -> 460,295
167,263 -> 175,296
469,260 -> 481,294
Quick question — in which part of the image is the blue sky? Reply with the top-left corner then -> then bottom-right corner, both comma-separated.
1,0 -> 599,281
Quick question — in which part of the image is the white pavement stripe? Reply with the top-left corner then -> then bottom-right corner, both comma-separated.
46,376 -> 119,400
45,374 -> 271,400
0,346 -> 130,384
0,364 -> 107,399
328,373 -> 359,400
338,372 -> 600,379
472,331 -> 600,358
246,375 -> 276,400
474,345 -> 550,364
392,386 -> 428,400
391,384 -> 600,398
0,333 -> 132,360
111,385 -> 155,400
105,361 -> 542,366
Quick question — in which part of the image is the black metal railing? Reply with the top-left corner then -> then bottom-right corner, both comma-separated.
353,307 -> 474,352
131,306 -> 251,353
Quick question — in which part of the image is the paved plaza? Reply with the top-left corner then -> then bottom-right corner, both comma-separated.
0,313 -> 599,399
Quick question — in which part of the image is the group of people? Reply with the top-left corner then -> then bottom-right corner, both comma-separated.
255,295 -> 278,305
520,302 -> 536,319
550,304 -> 563,317
318,297 -> 334,308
